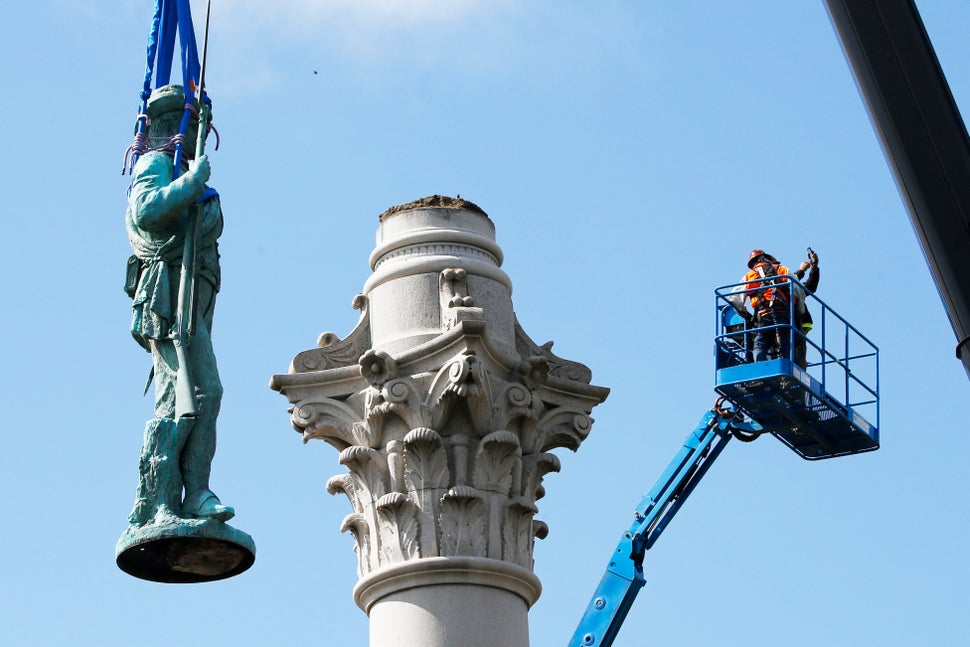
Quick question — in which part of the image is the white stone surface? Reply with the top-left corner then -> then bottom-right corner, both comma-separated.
271,197 -> 608,646
364,205 -> 515,357
357,557 -> 539,647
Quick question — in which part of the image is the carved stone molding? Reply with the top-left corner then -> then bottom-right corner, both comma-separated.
280,336 -> 604,579
354,556 -> 542,614
270,199 -> 608,627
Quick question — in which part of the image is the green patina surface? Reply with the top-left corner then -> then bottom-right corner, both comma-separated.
118,85 -> 253,582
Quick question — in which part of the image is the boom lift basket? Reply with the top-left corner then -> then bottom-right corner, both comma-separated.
713,279 -> 879,459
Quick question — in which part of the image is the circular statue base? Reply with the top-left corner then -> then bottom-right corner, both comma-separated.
116,517 -> 256,583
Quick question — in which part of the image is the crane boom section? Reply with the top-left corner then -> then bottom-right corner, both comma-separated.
568,410 -> 759,647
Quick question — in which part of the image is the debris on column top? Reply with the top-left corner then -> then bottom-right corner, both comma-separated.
380,194 -> 488,221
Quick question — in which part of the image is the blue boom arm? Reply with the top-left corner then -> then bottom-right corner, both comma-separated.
568,408 -> 760,647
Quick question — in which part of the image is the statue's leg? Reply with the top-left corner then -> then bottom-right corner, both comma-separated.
128,417 -> 186,524
152,336 -> 178,420
179,283 -> 232,521
137,339 -> 193,519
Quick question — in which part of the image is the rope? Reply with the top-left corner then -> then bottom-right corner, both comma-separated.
123,0 -> 163,175
122,109 -> 219,175
121,115 -> 150,174
207,122 -> 220,151
123,0 -> 212,177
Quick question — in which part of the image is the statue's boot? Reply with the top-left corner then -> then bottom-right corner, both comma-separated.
183,488 -> 235,522
178,394 -> 233,521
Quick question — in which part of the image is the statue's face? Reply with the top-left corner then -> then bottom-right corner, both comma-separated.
148,109 -> 202,159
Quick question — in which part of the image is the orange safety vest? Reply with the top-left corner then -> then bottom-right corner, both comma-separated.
744,263 -> 791,311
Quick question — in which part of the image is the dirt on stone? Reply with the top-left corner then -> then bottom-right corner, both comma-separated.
379,194 -> 488,221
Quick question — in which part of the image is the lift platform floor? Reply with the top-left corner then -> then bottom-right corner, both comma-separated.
715,358 -> 878,460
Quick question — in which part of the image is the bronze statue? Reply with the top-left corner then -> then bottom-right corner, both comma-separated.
117,84 -> 253,582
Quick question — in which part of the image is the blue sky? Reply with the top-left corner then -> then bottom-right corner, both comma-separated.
2,1 -> 968,645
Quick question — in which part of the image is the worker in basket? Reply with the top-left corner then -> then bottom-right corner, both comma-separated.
792,247 -> 820,368
739,249 -> 793,363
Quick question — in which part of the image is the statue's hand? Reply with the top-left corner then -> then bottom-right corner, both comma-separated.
188,155 -> 211,185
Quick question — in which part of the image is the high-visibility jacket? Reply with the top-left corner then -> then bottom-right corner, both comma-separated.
744,262 -> 791,311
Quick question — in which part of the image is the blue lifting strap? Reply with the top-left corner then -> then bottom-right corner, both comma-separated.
124,0 -> 209,177
155,0 -> 202,93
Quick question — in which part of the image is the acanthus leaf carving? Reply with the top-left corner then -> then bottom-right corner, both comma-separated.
339,445 -> 390,508
533,519 -> 549,540
427,352 -> 493,433
535,407 -> 593,452
293,398 -> 363,449
502,498 -> 540,568
275,298 -> 608,581
381,378 -> 425,429
495,382 -> 542,447
439,486 -> 487,557
339,512 -> 372,576
267,201 -> 619,594
376,492 -> 421,565
472,431 -> 523,560
519,452 -> 561,502
360,377 -> 427,449
326,473 -> 359,512
403,427 -> 450,493
463,355 -> 493,433
403,427 -> 449,556
473,430 -> 522,496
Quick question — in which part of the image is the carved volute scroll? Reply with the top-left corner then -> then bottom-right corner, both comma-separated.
270,197 -> 609,599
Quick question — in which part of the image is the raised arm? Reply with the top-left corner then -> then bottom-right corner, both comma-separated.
128,153 -> 209,231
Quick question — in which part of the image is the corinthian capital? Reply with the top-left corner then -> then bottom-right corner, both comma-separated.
271,197 -> 608,620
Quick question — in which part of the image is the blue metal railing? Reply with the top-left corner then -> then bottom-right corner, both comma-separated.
714,276 -> 879,435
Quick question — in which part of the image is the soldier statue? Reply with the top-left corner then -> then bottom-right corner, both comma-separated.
124,84 -> 233,527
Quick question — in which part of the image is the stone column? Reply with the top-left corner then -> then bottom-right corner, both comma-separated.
271,196 -> 608,647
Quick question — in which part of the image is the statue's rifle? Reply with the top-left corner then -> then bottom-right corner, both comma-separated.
173,0 -> 212,419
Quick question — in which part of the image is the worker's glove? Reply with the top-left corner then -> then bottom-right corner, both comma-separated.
188,154 -> 211,185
